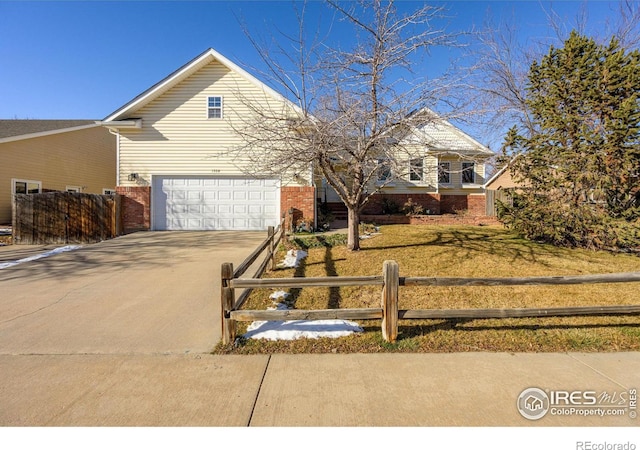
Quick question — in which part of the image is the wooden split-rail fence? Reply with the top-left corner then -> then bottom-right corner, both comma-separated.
221,229 -> 640,344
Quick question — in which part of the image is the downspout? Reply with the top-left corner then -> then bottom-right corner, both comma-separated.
310,162 -> 317,231
107,127 -> 120,187
435,155 -> 440,194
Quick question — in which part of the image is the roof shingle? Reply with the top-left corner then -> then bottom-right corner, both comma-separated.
0,120 -> 96,140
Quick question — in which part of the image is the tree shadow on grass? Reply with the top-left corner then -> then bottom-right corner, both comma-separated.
360,226 -> 605,268
282,236 -> 343,309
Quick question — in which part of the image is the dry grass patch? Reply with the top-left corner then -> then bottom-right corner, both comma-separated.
214,225 -> 640,354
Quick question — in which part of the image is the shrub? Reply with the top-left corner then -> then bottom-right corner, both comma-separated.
401,198 -> 424,216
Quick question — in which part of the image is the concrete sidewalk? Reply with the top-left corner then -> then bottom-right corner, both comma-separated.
1,352 -> 638,426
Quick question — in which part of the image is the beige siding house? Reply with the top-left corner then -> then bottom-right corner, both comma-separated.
103,48 -> 492,232
102,48 -> 308,232
0,120 -> 116,224
321,113 -> 494,218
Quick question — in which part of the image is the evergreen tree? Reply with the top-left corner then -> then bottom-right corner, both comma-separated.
499,31 -> 640,249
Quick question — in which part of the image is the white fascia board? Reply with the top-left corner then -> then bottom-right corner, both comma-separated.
97,119 -> 142,129
0,123 -> 100,144
483,164 -> 509,189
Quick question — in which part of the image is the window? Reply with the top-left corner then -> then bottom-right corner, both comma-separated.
377,158 -> 392,183
409,158 -> 423,182
207,96 -> 223,119
103,189 -> 117,195
66,186 -> 82,193
462,162 -> 475,184
12,179 -> 41,195
438,162 -> 450,184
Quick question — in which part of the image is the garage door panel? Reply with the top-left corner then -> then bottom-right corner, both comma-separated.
233,205 -> 247,215
153,176 -> 280,231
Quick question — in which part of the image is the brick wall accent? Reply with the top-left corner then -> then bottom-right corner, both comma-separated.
440,194 -> 486,216
281,186 -> 315,230
361,214 -> 500,226
362,193 -> 441,215
116,186 -> 151,233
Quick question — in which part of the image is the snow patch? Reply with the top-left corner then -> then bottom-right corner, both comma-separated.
0,245 -> 82,270
244,316 -> 363,341
244,300 -> 363,341
269,290 -> 290,301
278,249 -> 308,268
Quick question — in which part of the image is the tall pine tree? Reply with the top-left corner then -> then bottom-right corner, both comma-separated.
500,31 -> 640,249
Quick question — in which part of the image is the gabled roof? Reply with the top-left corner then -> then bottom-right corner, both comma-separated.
0,120 -> 98,144
398,108 -> 493,156
103,48 -> 300,122
419,120 -> 492,154
416,111 -> 492,155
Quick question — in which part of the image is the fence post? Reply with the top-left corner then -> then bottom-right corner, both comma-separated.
221,262 -> 236,345
268,226 -> 275,270
381,260 -> 399,343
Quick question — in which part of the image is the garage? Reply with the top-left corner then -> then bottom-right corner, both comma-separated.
152,176 -> 280,231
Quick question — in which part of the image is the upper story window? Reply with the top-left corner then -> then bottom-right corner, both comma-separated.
207,96 -> 223,119
438,162 -> 451,184
377,158 -> 392,183
409,158 -> 423,182
462,162 -> 476,184
12,179 -> 42,195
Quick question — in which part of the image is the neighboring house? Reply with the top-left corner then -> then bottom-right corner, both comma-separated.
102,48 -> 492,233
484,162 -> 519,191
101,48 -> 308,233
0,120 -> 117,225
483,160 -> 521,217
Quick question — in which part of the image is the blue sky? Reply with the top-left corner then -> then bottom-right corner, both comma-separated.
0,0 -> 634,146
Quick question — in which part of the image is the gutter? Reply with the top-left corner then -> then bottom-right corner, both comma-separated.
96,119 -> 142,129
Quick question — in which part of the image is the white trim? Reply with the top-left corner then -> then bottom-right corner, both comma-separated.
102,188 -> 117,195
206,96 -> 224,119
11,178 -> 42,194
408,157 -> 424,183
65,185 -> 83,192
97,119 -> 142,129
437,161 -> 451,186
462,161 -> 476,185
0,123 -> 99,144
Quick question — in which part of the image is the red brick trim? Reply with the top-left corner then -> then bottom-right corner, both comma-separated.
281,186 -> 315,230
440,194 -> 486,216
116,186 -> 151,233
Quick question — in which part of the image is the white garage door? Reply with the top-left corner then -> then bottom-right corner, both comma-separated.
152,176 -> 280,231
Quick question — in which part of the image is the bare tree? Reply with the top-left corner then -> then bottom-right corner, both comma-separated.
230,0 -> 475,250
471,0 -> 640,158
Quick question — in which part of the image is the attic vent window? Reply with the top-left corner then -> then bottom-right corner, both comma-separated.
207,96 -> 223,119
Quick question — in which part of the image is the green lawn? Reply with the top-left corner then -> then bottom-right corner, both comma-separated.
214,224 -> 640,354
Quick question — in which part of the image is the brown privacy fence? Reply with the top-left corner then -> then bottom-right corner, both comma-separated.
485,189 -> 513,216
12,192 -> 122,245
221,257 -> 640,344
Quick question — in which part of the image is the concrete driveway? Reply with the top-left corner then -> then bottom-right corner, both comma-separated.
0,231 -> 267,354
